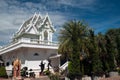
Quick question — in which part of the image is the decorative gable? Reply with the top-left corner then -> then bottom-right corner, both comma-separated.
27,26 -> 38,34
13,13 -> 55,42
39,15 -> 55,32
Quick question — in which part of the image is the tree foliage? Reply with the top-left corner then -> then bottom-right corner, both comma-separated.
88,30 -> 103,76
0,66 -> 7,78
58,20 -> 120,78
59,20 -> 89,79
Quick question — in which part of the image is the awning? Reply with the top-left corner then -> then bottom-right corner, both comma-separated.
49,54 -> 61,59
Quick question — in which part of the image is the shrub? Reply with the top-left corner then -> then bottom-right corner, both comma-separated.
68,61 -> 81,79
44,70 -> 51,75
49,74 -> 60,80
0,66 -> 8,78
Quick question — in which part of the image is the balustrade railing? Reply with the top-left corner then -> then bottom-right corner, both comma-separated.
0,38 -> 58,50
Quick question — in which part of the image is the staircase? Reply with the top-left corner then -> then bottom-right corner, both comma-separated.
60,61 -> 69,71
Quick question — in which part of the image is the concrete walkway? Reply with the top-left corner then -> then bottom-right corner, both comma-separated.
0,76 -> 50,80
100,76 -> 120,80
24,76 -> 50,80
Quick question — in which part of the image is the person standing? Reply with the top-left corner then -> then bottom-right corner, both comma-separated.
47,59 -> 52,71
39,61 -> 45,75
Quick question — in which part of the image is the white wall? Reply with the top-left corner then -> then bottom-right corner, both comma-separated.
2,47 -> 59,76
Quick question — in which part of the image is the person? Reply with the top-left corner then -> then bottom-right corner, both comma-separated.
39,61 -> 45,75
13,58 -> 21,78
47,59 -> 52,71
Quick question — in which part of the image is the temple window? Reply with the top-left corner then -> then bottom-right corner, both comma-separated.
34,53 -> 39,56
46,23 -> 48,26
6,62 -> 10,66
44,31 -> 48,41
45,22 -> 49,28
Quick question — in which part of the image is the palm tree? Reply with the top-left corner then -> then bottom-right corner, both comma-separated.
58,20 -> 89,79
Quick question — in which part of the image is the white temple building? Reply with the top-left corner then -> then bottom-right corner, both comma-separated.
0,13 -> 61,76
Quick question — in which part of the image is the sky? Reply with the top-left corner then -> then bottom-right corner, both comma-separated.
0,0 -> 120,46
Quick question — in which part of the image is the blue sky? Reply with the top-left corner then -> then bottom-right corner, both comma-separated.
0,0 -> 120,46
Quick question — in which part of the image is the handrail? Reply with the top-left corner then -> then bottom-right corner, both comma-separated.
60,61 -> 69,70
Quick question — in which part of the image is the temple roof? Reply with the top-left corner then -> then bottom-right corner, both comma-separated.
14,13 -> 55,38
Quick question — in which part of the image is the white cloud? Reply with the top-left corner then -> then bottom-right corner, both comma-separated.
58,0 -> 97,9
0,0 -> 69,45
50,14 -> 67,26
0,0 -> 103,45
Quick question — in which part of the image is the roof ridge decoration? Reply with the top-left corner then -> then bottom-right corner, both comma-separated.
13,12 -> 55,39
39,13 -> 55,32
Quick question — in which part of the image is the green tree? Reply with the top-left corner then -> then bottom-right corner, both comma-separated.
59,20 -> 89,79
106,28 -> 120,67
97,33 -> 109,73
88,30 -> 103,76
105,35 -> 116,71
116,34 -> 120,66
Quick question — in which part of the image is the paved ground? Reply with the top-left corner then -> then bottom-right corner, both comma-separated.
1,76 -> 120,80
100,76 -> 120,80
0,76 -> 50,80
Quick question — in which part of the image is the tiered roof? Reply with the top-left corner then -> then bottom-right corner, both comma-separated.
14,13 -> 55,38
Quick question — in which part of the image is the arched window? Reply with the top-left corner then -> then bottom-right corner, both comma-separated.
34,53 -> 39,56
44,30 -> 48,40
6,62 -> 10,66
